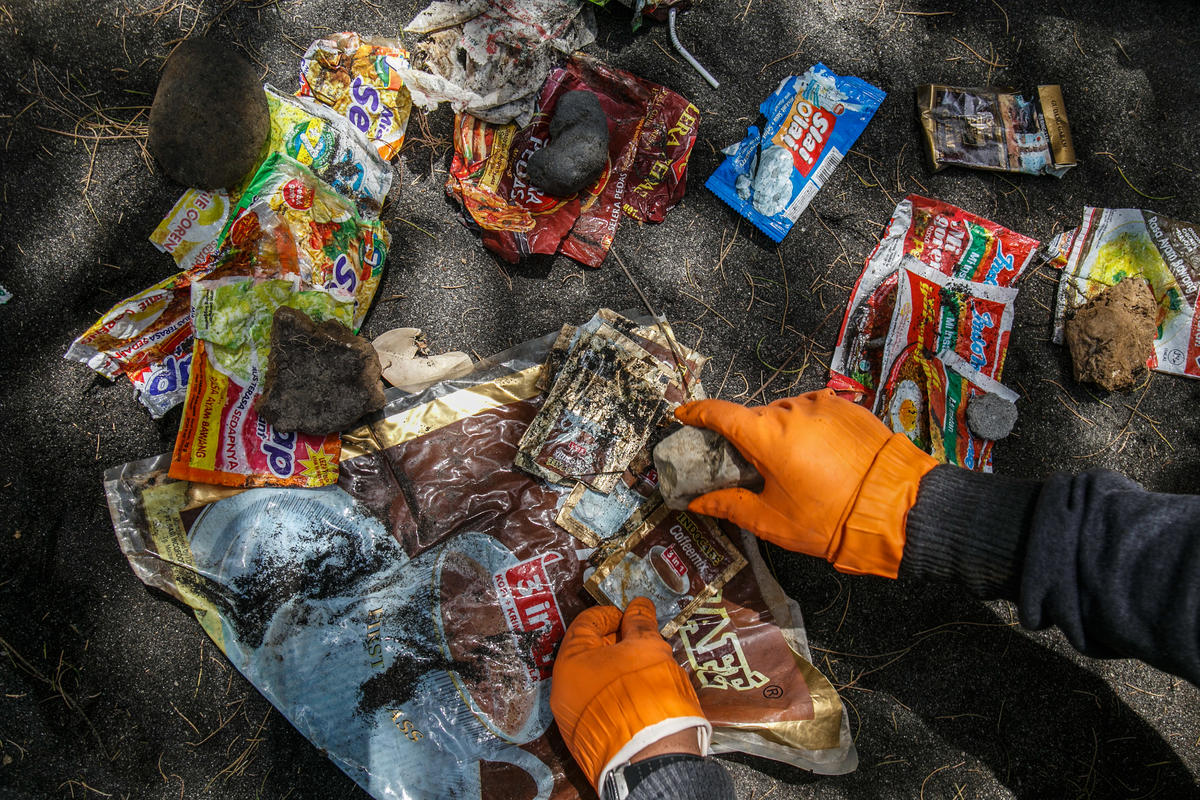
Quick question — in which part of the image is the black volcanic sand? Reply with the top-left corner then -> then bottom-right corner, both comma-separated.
1,1 -> 1199,798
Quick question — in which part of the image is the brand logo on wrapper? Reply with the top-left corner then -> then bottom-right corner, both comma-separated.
968,308 -> 996,370
329,253 -> 358,294
678,594 -> 770,692
776,96 -> 834,178
282,179 -> 315,210
146,351 -> 192,397
257,421 -> 298,478
494,552 -> 566,682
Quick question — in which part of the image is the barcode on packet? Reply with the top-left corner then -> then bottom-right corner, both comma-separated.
784,147 -> 844,223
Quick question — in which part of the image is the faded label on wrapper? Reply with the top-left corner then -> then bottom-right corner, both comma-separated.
585,503 -> 746,637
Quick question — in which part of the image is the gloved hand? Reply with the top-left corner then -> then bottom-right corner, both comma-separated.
550,597 -> 710,790
674,389 -> 936,578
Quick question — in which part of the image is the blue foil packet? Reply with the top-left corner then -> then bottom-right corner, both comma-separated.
706,64 -> 885,243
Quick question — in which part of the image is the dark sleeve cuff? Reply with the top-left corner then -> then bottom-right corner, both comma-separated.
899,464 -> 1042,599
622,756 -> 735,800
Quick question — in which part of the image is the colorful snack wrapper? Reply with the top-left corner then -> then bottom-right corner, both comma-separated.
706,64 -> 885,243
446,53 -> 699,267
219,153 -> 390,331
585,502 -> 746,638
169,155 -> 390,488
261,85 -> 394,217
298,32 -> 413,161
878,348 -> 1018,473
829,195 -> 1038,407
149,189 -> 233,271
877,257 -> 1017,412
170,277 -> 354,489
63,264 -> 216,418
1053,207 -> 1200,379
917,84 -> 1076,177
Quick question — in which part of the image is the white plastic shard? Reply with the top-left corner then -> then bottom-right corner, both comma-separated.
373,328 -> 474,393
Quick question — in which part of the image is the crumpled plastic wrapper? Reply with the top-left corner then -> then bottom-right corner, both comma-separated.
399,0 -> 597,126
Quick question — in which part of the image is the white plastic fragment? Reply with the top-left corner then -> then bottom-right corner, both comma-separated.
373,327 -> 474,393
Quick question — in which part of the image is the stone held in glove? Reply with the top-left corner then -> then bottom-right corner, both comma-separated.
256,306 -> 385,435
148,38 -> 270,189
527,90 -> 610,197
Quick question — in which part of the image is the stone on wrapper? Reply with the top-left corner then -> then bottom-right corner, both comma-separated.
1065,277 -> 1158,392
257,307 -> 385,434
654,426 -> 763,510
965,392 -> 1019,441
149,39 -> 270,189
527,90 -> 609,197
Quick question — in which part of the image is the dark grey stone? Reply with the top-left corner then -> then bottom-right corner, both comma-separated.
148,38 -> 270,189
966,391 -> 1019,441
527,90 -> 609,197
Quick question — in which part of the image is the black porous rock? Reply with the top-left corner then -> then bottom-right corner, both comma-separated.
256,307 -> 385,435
527,90 -> 609,197
148,39 -> 270,189
965,391 -> 1019,441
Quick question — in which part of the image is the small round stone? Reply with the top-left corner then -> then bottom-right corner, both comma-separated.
148,39 -> 270,189
966,392 -> 1019,441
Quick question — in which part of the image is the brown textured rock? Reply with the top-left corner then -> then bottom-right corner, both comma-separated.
1065,277 -> 1158,392
148,39 -> 269,189
256,307 -> 385,434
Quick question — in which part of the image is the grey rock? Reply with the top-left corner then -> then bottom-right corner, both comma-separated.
966,391 -> 1019,441
148,39 -> 270,189
653,425 -> 763,510
256,307 -> 385,435
527,90 -> 609,197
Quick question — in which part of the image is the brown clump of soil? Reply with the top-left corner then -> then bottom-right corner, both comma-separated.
256,306 -> 385,434
1065,277 -> 1158,392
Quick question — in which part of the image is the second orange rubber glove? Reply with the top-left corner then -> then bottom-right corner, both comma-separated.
674,389 -> 936,578
550,597 -> 709,791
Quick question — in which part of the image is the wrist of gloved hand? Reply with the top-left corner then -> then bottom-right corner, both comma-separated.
835,433 -> 937,577
575,659 -> 711,790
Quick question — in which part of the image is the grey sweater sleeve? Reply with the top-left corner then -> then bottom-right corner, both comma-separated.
623,757 -> 735,800
902,465 -> 1200,685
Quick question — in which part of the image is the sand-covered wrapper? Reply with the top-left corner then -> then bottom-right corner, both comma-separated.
516,321 -> 671,493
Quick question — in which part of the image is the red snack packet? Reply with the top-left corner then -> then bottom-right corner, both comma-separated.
829,195 -> 1038,406
878,258 -> 1018,404
446,53 -> 699,267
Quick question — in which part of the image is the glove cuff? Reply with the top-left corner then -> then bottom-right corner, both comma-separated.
569,659 -> 709,789
835,433 -> 937,578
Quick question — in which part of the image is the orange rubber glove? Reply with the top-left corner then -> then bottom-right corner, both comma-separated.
550,597 -> 710,790
674,389 -> 936,578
